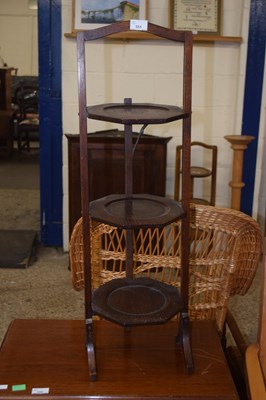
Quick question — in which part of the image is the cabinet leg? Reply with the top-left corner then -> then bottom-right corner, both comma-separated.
176,312 -> 194,374
86,320 -> 97,381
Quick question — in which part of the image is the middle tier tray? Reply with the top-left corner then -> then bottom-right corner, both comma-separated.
90,194 -> 185,228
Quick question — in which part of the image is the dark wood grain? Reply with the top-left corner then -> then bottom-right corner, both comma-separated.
0,68 -> 13,156
76,22 -> 193,377
90,194 -> 185,228
66,131 -> 171,236
0,319 -> 238,399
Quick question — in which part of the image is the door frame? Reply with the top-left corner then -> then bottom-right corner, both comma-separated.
241,0 -> 266,215
38,0 -> 63,246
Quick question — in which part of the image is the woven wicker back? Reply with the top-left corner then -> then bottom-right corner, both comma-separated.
70,204 -> 262,332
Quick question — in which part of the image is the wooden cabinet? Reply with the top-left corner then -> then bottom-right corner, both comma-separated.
66,129 -> 171,235
0,68 -> 13,156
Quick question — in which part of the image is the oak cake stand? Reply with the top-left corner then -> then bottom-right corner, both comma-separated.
76,21 -> 193,381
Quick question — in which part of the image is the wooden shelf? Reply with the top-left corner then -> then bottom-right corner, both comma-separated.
194,34 -> 242,43
64,31 -> 242,43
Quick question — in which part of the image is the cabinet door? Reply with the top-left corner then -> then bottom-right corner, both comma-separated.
0,111 -> 13,156
0,69 -> 13,156
0,68 -> 12,111
88,143 -> 166,198
67,133 -> 170,236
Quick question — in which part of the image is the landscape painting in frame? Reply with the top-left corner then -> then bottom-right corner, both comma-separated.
73,0 -> 148,31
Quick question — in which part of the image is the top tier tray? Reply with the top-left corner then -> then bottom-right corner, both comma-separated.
87,102 -> 189,125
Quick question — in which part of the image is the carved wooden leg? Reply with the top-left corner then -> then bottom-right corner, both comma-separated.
176,312 -> 194,374
224,135 -> 254,210
86,319 -> 97,381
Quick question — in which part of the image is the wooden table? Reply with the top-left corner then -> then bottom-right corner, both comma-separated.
0,319 -> 238,399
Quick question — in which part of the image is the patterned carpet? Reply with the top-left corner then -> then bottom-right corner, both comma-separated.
0,245 -> 84,344
0,188 -> 40,231
228,261 -> 262,344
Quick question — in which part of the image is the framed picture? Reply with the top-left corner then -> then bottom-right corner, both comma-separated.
72,0 -> 149,32
169,0 -> 222,36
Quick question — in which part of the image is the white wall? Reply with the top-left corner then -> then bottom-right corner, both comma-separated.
62,0 -> 265,250
0,0 -> 38,75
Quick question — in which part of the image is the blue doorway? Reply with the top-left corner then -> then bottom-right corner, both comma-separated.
38,0 -> 63,246
241,0 -> 266,215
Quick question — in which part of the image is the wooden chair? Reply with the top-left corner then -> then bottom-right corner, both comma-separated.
245,239 -> 266,399
13,80 -> 39,154
70,204 -> 262,335
175,142 -> 217,205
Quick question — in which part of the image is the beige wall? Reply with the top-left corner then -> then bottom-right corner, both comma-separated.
0,0 -> 38,75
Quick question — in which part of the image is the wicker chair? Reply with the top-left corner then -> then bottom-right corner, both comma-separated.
70,204 -> 262,334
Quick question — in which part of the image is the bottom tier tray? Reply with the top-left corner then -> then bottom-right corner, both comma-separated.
92,277 -> 182,327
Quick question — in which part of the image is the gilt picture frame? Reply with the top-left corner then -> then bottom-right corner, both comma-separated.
169,0 -> 222,36
72,0 -> 149,32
